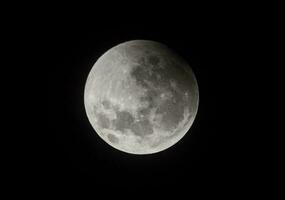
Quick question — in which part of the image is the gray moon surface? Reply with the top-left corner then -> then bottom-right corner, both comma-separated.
84,40 -> 199,154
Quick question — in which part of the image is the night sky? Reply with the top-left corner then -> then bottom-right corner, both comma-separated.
47,9 -> 259,195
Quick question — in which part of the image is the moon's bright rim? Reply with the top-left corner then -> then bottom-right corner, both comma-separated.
84,40 -> 199,155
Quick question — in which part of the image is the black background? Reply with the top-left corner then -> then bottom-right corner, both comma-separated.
46,7 -> 261,196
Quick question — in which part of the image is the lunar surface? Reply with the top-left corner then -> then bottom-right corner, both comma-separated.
84,40 -> 199,154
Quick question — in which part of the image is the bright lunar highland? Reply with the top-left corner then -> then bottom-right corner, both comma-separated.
84,40 -> 199,154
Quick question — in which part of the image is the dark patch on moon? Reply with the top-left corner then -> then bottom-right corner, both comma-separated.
130,64 -> 150,88
112,109 -> 154,137
138,107 -> 151,117
107,134 -> 119,144
94,99 -> 155,137
131,119 -> 154,136
101,100 -> 111,109
139,90 -> 157,109
156,98 -> 185,131
96,112 -> 110,129
130,55 -> 175,89
112,110 -> 135,132
129,53 -> 190,133
148,55 -> 160,66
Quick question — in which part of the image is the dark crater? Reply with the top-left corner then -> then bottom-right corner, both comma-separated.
107,134 -> 119,144
101,100 -> 111,109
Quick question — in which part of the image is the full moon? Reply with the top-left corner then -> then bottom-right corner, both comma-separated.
84,40 -> 199,154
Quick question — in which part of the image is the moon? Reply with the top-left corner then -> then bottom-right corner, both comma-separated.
84,40 -> 199,154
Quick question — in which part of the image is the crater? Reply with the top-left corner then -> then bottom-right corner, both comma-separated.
138,107 -> 150,115
101,100 -> 111,109
107,134 -> 119,144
